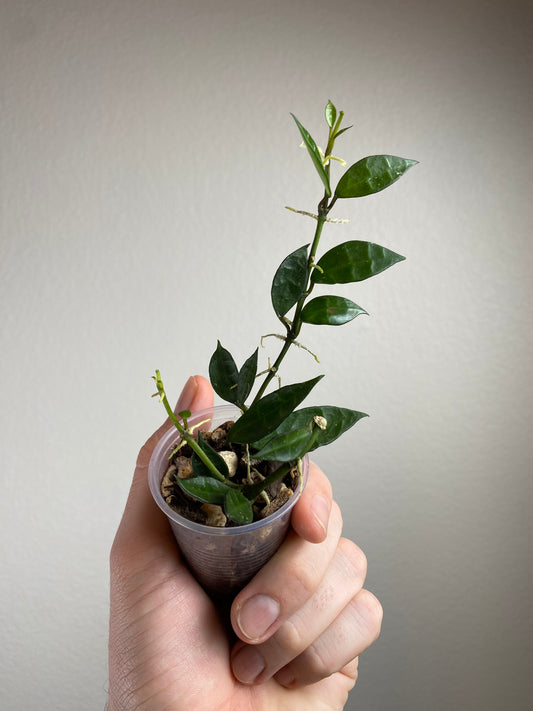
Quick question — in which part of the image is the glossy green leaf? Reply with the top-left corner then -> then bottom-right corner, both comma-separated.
209,341 -> 239,404
325,100 -> 337,128
237,348 -> 258,405
271,244 -> 309,317
253,423 -> 315,461
291,113 -> 331,197
192,432 -> 230,479
301,296 -> 367,326
335,155 -> 418,198
177,476 -> 228,505
253,406 -> 368,453
227,375 -> 324,445
224,489 -> 253,524
312,240 -> 405,285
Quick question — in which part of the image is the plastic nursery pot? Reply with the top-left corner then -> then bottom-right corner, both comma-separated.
148,404 -> 308,599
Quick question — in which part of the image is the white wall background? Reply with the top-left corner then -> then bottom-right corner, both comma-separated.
1,1 -> 532,709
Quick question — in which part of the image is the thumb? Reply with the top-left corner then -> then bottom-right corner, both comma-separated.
175,374 -> 214,416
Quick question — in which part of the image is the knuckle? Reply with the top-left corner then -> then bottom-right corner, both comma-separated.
343,657 -> 359,681
275,618 -> 306,656
109,541 -> 129,590
109,528 -> 133,570
289,558 -> 318,599
338,538 -> 368,584
309,461 -> 332,501
330,500 -> 343,530
302,641 -> 330,680
109,534 -> 138,587
355,590 -> 383,642
109,535 -> 124,570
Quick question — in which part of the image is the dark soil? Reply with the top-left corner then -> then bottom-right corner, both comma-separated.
160,420 -> 300,527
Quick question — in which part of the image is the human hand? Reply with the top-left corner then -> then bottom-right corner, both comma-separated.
108,375 -> 382,711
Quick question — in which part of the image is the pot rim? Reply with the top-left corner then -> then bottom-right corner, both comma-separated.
148,404 -> 309,535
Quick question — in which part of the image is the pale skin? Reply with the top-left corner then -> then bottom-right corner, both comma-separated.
109,375 -> 383,711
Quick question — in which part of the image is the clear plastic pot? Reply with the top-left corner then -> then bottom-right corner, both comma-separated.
148,404 -> 308,598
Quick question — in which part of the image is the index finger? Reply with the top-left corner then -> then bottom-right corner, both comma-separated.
290,460 -> 333,544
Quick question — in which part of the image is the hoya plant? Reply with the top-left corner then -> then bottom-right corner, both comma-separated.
154,100 -> 417,526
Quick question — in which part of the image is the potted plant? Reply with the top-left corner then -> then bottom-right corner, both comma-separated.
148,100 -> 417,598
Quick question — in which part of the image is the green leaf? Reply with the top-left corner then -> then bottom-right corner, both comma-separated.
177,476 -> 228,505
253,406 -> 368,453
192,432 -> 230,479
253,423 -> 315,461
237,348 -> 258,405
333,125 -> 353,140
227,375 -> 324,445
224,489 -> 253,524
335,155 -> 418,198
312,240 -> 405,284
271,244 -> 309,317
209,341 -> 239,404
301,296 -> 367,326
325,100 -> 337,129
291,113 -> 332,197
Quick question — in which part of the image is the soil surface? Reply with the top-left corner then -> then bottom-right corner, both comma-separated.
161,420 -> 300,527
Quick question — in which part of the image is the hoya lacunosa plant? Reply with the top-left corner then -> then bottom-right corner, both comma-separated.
154,100 -> 417,524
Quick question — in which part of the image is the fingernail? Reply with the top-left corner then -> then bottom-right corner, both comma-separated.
236,594 -> 280,641
231,646 -> 266,684
311,495 -> 330,537
175,376 -> 198,413
275,666 -> 296,689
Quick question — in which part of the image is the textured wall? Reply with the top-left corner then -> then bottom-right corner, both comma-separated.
1,1 -> 532,709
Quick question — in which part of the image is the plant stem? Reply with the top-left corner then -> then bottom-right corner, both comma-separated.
291,207 -> 327,337
251,111 -> 347,405
155,372 -> 229,484
251,199 -> 331,404
242,461 -> 294,501
251,336 -> 292,403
